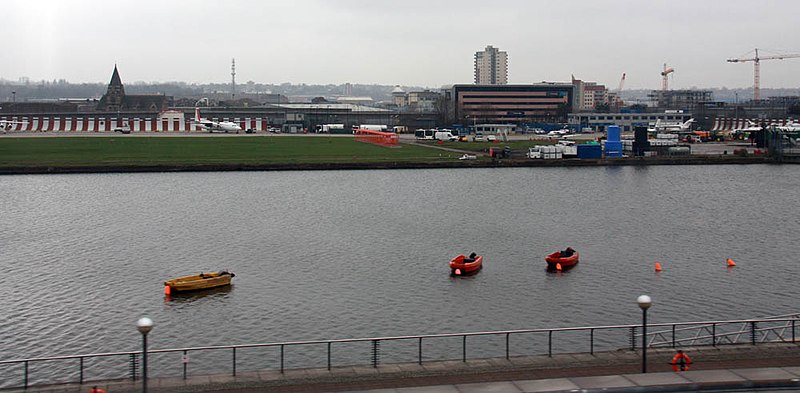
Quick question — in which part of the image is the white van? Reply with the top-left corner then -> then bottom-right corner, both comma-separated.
434,131 -> 457,141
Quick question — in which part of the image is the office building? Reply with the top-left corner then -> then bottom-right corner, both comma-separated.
452,84 -> 574,124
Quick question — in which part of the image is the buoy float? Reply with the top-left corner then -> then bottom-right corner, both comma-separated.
164,285 -> 171,295
655,262 -> 662,272
727,258 -> 736,267
556,263 -> 562,271
455,268 -> 462,275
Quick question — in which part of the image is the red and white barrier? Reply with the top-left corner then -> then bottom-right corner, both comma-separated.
3,115 -> 289,133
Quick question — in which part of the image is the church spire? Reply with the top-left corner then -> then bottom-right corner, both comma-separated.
110,64 -> 123,86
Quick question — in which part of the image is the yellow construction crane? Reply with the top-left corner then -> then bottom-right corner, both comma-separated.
727,48 -> 800,101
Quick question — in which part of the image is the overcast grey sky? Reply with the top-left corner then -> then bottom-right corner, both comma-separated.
3,0 -> 799,90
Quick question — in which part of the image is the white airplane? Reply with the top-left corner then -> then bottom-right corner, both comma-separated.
192,107 -> 242,133
776,122 -> 800,132
0,119 -> 28,132
734,120 -> 763,133
547,129 -> 568,138
648,118 -> 695,133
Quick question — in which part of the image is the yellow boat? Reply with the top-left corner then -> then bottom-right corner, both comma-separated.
164,271 -> 235,293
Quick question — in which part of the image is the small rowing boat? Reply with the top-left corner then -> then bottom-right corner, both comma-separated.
450,253 -> 483,275
164,271 -> 235,294
545,248 -> 579,270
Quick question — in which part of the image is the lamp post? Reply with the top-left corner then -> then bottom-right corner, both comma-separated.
637,295 -> 652,373
136,317 -> 153,393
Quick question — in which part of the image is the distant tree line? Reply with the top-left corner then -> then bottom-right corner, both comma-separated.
0,79 -> 428,103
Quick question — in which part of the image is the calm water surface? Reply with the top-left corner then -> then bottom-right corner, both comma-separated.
1,165 -> 798,383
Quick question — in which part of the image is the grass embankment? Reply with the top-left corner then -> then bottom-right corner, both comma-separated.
0,136 -> 464,169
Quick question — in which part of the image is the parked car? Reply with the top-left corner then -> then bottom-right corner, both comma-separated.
474,132 -> 485,142
245,128 -> 256,134
268,127 -> 281,133
486,134 -> 498,142
113,127 -> 130,134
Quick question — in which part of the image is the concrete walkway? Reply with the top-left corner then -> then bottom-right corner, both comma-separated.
5,344 -> 800,392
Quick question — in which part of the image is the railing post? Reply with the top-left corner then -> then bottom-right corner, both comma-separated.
630,327 -> 636,350
79,356 -> 84,384
751,321 -> 757,345
130,353 -> 137,381
232,347 -> 237,376
506,333 -> 510,360
590,329 -> 594,355
418,337 -> 423,365
183,350 -> 187,380
793,320 -> 796,343
24,360 -> 28,389
548,330 -> 553,357
372,340 -> 380,368
327,342 -> 331,370
462,335 -> 467,362
672,325 -> 676,348
712,323 -> 716,347
280,344 -> 285,373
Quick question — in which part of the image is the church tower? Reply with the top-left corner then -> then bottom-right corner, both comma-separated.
104,65 -> 126,111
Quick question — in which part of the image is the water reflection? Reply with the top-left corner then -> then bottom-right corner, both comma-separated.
545,263 -> 579,274
164,285 -> 234,304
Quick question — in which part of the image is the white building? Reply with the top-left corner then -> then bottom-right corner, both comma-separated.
474,45 -> 508,85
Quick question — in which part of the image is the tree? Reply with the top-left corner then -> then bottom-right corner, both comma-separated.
628,104 -> 647,112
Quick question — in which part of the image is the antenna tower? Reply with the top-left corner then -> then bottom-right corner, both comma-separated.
231,58 -> 236,100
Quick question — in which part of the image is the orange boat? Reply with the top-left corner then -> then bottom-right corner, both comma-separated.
450,253 -> 483,275
545,248 -> 579,269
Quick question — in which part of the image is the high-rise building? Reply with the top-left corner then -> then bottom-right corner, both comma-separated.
474,45 -> 508,85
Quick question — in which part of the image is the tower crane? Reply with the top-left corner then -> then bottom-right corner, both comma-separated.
727,48 -> 800,101
661,64 -> 674,91
612,72 -> 626,109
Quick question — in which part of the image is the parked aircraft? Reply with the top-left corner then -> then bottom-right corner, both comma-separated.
0,119 -> 28,132
192,107 -> 242,133
546,129 -> 568,138
734,120 -> 763,133
776,122 -> 800,132
648,118 -> 695,133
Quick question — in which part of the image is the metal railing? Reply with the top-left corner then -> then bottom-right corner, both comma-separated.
1,315 -> 797,390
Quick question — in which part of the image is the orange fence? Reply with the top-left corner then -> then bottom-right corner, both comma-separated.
354,128 -> 398,146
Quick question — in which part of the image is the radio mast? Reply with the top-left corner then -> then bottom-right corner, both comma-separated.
231,58 -> 236,100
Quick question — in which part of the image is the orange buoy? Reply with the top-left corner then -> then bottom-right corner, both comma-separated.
455,268 -> 462,275
727,258 -> 736,267
655,262 -> 662,272
556,263 -> 562,271
164,285 -> 171,295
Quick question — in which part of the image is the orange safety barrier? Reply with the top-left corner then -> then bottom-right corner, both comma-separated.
354,128 -> 399,147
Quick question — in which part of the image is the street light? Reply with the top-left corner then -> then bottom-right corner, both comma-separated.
637,295 -> 652,373
136,317 -> 154,393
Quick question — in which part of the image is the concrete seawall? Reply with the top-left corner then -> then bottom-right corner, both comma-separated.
0,156 -> 781,175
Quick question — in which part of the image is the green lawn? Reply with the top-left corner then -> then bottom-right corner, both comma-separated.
0,136 -> 470,168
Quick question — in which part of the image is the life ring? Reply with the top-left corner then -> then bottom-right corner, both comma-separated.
670,351 -> 692,372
